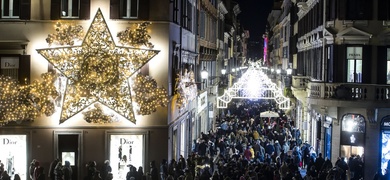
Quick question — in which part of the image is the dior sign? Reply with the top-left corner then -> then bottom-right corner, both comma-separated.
2,138 -> 17,145
120,138 -> 134,145
1,57 -> 19,69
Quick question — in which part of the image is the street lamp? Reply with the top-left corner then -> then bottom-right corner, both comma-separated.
221,67 -> 226,75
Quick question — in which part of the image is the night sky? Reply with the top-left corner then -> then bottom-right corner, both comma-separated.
236,0 -> 274,60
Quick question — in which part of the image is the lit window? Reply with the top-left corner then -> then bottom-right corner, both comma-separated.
346,47 -> 363,83
120,0 -> 138,18
61,0 -> 79,18
1,0 -> 20,18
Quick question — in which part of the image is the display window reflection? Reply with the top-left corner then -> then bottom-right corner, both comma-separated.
380,116 -> 390,175
109,134 -> 144,180
342,114 -> 365,133
0,135 -> 27,180
340,113 -> 365,168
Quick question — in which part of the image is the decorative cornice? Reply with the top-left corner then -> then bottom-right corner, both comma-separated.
336,27 -> 372,44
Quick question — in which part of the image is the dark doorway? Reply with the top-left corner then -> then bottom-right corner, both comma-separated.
58,134 -> 79,180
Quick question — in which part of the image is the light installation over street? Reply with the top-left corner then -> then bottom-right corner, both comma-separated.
217,62 -> 290,110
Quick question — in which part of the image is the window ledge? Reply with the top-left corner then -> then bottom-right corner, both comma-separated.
0,40 -> 29,50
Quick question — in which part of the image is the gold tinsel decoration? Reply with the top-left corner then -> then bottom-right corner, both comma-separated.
0,72 -> 59,126
117,22 -> 154,48
46,22 -> 84,46
132,74 -> 168,115
82,103 -> 117,124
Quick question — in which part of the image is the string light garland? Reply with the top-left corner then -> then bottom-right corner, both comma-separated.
0,72 -> 59,126
117,22 -> 154,48
132,74 -> 168,115
82,103 -> 118,124
46,22 -> 84,46
37,9 -> 160,124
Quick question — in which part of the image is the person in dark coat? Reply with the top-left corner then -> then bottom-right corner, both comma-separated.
159,159 -> 168,180
48,159 -> 60,180
147,161 -> 158,180
197,140 -> 208,157
100,160 -> 112,180
314,153 -> 325,173
54,162 -> 63,180
62,161 -> 72,180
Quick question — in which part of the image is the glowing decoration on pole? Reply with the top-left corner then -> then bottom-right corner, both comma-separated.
0,72 -> 59,126
37,9 -> 160,124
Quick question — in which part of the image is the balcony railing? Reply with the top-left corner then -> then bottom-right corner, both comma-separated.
292,76 -> 390,101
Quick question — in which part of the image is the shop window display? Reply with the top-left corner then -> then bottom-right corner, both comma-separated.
109,134 -> 144,180
381,116 -> 390,175
0,135 -> 27,180
340,114 -> 365,168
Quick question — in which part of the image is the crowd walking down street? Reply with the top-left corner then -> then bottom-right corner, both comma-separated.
1,100 -> 374,180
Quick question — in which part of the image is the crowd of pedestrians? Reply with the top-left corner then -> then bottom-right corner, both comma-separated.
154,100 -> 366,180
0,100 -> 371,180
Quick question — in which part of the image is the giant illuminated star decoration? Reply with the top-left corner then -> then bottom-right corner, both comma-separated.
37,9 -> 159,124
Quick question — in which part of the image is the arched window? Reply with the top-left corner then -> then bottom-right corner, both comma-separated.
342,114 -> 365,133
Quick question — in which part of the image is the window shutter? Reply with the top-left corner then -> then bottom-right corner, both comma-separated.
362,0 -> 372,20
20,0 -> 31,20
327,45 -> 334,83
51,0 -> 60,20
110,0 -> 120,19
378,0 -> 390,20
329,0 -> 336,20
337,0 -> 347,20
138,0 -> 149,20
362,45 -> 371,83
377,46 -> 387,84
18,55 -> 30,85
79,0 -> 91,20
334,45 -> 346,83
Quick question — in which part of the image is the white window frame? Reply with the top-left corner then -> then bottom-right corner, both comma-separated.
61,0 -> 80,18
121,0 -> 139,19
1,0 -> 19,18
346,47 -> 363,83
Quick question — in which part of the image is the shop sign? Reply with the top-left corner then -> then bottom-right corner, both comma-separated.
347,47 -> 362,59
381,116 -> 390,128
323,116 -> 333,128
197,91 -> 207,113
340,132 -> 364,146
1,57 -> 19,69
